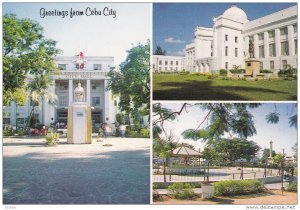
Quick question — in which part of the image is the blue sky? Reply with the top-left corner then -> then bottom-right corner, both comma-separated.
153,3 -> 297,56
3,3 -> 150,66
156,103 -> 297,155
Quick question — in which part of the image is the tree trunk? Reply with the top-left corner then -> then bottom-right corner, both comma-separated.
127,113 -> 131,129
25,106 -> 35,130
163,161 -> 166,183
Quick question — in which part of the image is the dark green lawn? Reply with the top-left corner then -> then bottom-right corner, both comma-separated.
153,74 -> 297,101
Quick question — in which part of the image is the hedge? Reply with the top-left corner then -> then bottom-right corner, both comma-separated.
214,180 -> 264,196
167,182 -> 197,200
287,181 -> 297,192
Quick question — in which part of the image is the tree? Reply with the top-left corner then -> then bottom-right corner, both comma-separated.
260,148 -> 276,164
154,45 -> 166,55
273,154 -> 284,167
181,104 -> 259,141
3,14 -> 61,105
26,70 -> 57,128
107,41 -> 150,128
203,138 -> 261,163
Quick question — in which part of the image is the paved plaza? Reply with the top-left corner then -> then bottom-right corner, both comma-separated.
3,136 -> 150,204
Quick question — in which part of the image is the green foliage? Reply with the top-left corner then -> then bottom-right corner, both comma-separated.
214,180 -> 264,196
45,132 -> 59,146
3,128 -> 15,136
229,69 -> 245,74
182,104 -> 259,140
16,129 -> 27,136
140,128 -> 150,137
179,71 -> 190,75
167,183 -> 197,200
265,112 -> 280,124
203,138 -> 261,163
219,69 -> 228,76
154,45 -> 166,55
107,41 -> 150,127
287,181 -> 297,192
260,70 -> 273,73
3,14 -> 61,105
260,148 -> 276,164
115,113 -> 125,126
273,154 -> 283,167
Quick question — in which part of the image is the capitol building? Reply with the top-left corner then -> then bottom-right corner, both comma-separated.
3,54 -> 148,129
153,5 -> 297,73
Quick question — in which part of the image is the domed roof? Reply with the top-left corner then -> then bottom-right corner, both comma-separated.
223,5 -> 248,22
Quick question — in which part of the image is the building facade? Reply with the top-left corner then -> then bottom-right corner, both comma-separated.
153,55 -> 185,72
154,5 -> 297,73
4,54 -> 148,130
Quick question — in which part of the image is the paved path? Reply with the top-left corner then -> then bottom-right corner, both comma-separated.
3,137 -> 150,204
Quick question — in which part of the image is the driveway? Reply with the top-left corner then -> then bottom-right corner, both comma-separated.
3,136 -> 150,204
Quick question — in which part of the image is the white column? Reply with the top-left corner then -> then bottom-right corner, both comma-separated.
245,36 -> 249,58
264,32 -> 269,58
69,80 -> 73,105
275,28 -> 281,57
86,79 -> 91,105
104,80 -> 111,124
254,34 -> 259,58
288,25 -> 295,56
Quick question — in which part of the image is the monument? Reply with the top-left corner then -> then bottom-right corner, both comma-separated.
267,140 -> 274,164
67,82 -> 92,144
245,39 -> 261,77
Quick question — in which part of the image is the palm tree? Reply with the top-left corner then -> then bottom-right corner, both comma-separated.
25,70 -> 57,129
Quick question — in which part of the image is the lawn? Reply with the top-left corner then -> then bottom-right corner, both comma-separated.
153,74 -> 297,101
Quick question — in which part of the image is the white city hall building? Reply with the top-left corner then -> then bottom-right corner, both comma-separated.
3,54 -> 147,130
155,5 -> 297,73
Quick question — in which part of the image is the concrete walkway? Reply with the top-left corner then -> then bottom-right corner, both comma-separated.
3,136 -> 150,204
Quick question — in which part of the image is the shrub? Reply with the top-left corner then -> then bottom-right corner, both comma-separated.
214,180 -> 264,196
219,69 -> 228,76
45,132 -> 60,146
167,182 -> 197,200
3,128 -> 15,136
180,71 -> 190,75
229,69 -> 245,74
287,181 -> 297,192
260,69 -> 273,73
140,128 -> 150,137
16,129 -> 27,136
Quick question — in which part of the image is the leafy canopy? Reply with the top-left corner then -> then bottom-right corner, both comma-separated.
3,14 -> 61,105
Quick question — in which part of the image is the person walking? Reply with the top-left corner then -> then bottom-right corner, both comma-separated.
119,124 -> 126,138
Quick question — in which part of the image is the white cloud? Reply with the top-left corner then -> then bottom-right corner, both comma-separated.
167,49 -> 186,56
164,37 -> 185,44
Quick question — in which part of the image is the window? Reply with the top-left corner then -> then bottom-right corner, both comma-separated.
268,30 -> 275,39
159,67 -> 161,71
235,36 -> 238,43
225,34 -> 228,41
92,97 -> 100,106
259,62 -> 263,70
58,64 -> 66,70
282,60 -> 288,69
225,46 -> 228,56
249,36 -> 254,42
295,39 -> 297,54
93,64 -> 102,70
165,61 -> 168,65
170,67 -> 173,71
176,67 -> 178,71
3,118 -> 11,125
293,24 -> 297,34
165,67 -> 167,71
258,33 -> 264,41
235,48 -> 238,57
281,41 -> 289,55
225,62 -> 228,69
59,96 -> 68,106
17,118 -> 25,125
269,43 -> 276,57
170,61 -> 173,65
259,46 -> 265,58
159,60 -> 162,65
280,27 -> 288,35
176,61 -> 178,66
270,61 -> 274,70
